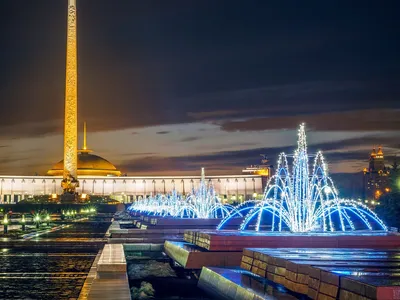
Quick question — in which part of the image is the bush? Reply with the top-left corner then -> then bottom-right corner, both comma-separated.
131,281 -> 155,299
375,192 -> 400,229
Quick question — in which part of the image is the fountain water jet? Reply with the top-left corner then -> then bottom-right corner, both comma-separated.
218,124 -> 386,232
128,168 -> 239,219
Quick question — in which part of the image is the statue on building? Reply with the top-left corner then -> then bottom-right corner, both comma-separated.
61,172 -> 79,194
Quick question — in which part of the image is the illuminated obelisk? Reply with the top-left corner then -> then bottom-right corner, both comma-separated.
61,0 -> 79,199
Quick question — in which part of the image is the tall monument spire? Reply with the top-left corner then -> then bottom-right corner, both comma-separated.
48,0 -> 121,180
79,121 -> 92,153
63,0 -> 78,179
61,0 -> 79,200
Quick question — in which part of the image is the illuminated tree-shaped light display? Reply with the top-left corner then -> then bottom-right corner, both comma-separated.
218,124 -> 386,232
128,168 -> 238,219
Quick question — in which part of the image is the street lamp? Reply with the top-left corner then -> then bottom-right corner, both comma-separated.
45,214 -> 51,226
34,214 -> 41,229
3,215 -> 8,234
21,214 -> 26,231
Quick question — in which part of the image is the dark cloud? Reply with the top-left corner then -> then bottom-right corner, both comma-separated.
119,152 -> 157,157
0,120 -> 63,139
3,79 -> 399,139
0,0 -> 399,137
220,109 -> 400,132
318,136 -> 400,153
186,80 -> 400,121
121,134 -> 400,176
188,110 -> 242,120
1,0 -> 399,179
180,137 -> 201,142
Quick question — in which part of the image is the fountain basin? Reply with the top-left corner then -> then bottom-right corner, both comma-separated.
138,216 -> 242,229
184,230 -> 400,251
164,241 -> 242,269
198,248 -> 400,300
198,266 -> 298,300
240,247 -> 400,299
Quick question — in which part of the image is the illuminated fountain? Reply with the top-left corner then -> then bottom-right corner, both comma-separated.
128,168 -> 238,219
218,124 -> 386,232
128,191 -> 183,217
177,168 -> 238,218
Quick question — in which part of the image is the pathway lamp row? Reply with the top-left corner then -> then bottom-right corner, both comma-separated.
62,210 -> 78,217
80,207 -> 96,214
1,213 -> 51,233
2,215 -> 8,234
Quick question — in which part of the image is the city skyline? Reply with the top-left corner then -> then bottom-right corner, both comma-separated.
1,0 -> 399,176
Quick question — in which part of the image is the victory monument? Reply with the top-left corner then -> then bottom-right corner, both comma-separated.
61,0 -> 79,202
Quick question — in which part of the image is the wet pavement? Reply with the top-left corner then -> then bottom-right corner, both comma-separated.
0,222 -> 110,300
31,222 -> 110,240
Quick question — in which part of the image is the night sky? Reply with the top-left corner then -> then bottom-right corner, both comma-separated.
0,1 -> 399,189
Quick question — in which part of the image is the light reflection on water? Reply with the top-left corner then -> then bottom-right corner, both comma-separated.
0,222 -> 108,300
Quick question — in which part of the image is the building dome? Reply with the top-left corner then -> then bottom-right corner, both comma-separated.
47,152 -> 121,176
47,122 -> 121,177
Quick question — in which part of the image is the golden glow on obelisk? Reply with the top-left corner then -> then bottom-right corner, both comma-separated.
83,121 -> 87,150
63,0 -> 78,180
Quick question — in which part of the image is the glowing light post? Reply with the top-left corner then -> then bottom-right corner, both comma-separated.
21,214 -> 26,231
3,214 -> 8,234
45,214 -> 51,226
34,214 -> 41,229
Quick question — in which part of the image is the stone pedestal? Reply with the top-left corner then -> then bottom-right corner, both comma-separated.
60,192 -> 78,203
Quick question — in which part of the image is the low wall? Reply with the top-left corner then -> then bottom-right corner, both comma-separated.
79,244 -> 131,300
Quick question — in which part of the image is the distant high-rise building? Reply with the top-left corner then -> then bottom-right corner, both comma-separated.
363,146 -> 390,200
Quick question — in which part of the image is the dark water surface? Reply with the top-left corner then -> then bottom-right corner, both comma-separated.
127,251 -> 211,300
0,222 -> 109,300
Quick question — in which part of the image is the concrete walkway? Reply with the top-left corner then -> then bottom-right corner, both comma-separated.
79,244 -> 131,300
